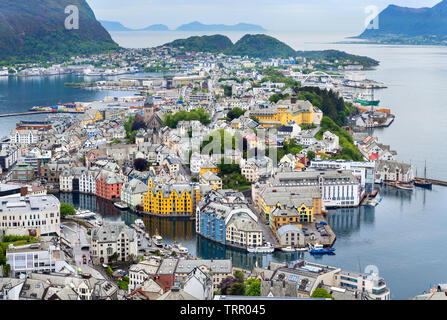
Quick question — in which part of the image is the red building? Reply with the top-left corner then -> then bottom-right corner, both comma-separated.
95,172 -> 123,200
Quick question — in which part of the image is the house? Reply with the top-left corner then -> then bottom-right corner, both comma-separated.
198,171 -> 222,190
90,222 -> 138,265
276,225 -> 305,247
182,267 -> 213,300
321,131 -> 339,153
95,171 -> 124,200
375,160 -> 414,183
120,179 -> 149,209
128,258 -> 161,293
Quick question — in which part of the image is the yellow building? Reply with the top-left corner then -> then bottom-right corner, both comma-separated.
250,98 -> 315,128
80,109 -> 103,125
143,183 -> 201,216
199,161 -> 220,176
257,186 -> 322,225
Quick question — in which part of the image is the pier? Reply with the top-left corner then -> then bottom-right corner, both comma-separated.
416,178 -> 447,187
0,111 -> 84,118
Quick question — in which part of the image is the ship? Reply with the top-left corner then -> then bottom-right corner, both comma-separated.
114,202 -> 129,210
414,161 -> 433,190
308,243 -> 336,255
247,242 -> 275,254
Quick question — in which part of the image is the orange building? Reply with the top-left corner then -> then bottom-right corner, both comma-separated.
96,172 -> 124,200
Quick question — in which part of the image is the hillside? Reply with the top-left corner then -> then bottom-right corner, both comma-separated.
296,50 -> 379,68
176,21 -> 265,32
0,0 -> 119,64
358,0 -> 447,43
224,34 -> 296,58
164,35 -> 234,53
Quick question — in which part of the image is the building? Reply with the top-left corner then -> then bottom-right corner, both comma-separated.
182,267 -> 213,300
334,270 -> 390,300
95,171 -> 124,200
143,183 -> 201,216
276,225 -> 305,247
6,240 -> 73,277
198,171 -> 222,190
0,195 -> 61,237
375,160 -> 414,184
199,161 -> 220,176
120,179 -> 149,209
90,222 -> 137,265
250,95 -> 317,128
175,259 -> 232,291
10,130 -> 39,145
10,163 -> 35,183
128,258 -> 161,293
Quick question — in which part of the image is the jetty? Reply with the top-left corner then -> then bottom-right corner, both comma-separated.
415,178 -> 447,187
0,111 -> 84,118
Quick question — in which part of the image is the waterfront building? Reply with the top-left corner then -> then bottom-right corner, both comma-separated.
269,170 -> 361,208
375,160 -> 414,184
0,195 -> 61,237
310,159 -> 376,195
143,183 -> 200,216
90,221 -> 137,265
0,144 -> 20,172
120,178 -> 149,209
276,225 -> 305,247
175,259 -> 232,291
334,270 -> 390,300
59,167 -> 88,192
79,169 -> 98,194
257,185 -> 322,222
95,171 -> 124,200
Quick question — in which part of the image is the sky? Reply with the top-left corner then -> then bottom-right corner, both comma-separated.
87,0 -> 441,33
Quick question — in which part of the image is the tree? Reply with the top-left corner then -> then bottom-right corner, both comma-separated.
245,278 -> 261,296
131,114 -> 147,131
311,288 -> 334,299
134,158 -> 149,171
234,270 -> 245,283
227,107 -> 245,121
60,203 -> 76,217
218,276 -> 240,295
109,252 -> 119,263
307,150 -> 316,162
228,282 -> 246,296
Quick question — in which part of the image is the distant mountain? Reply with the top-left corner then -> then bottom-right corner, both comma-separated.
358,0 -> 447,42
0,0 -> 118,64
224,34 -> 296,59
163,34 -> 379,68
164,35 -> 233,53
100,20 -> 132,32
100,20 -> 169,32
176,21 -> 265,32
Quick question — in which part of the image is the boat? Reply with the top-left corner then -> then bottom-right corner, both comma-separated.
178,246 -> 189,254
308,244 -> 336,255
152,235 -> 163,247
295,247 -> 308,252
75,210 -> 96,219
281,246 -> 296,253
366,197 -> 382,207
114,202 -> 129,210
134,219 -> 145,229
247,242 -> 275,254
396,182 -> 414,191
414,161 -> 433,189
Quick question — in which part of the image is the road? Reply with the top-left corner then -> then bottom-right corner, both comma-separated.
61,221 -> 105,279
247,203 -> 278,246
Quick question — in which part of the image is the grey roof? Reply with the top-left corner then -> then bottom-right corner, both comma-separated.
122,179 -> 149,194
175,259 -> 232,275
91,221 -> 136,243
0,195 -> 60,214
277,225 -> 303,238
157,258 -> 179,275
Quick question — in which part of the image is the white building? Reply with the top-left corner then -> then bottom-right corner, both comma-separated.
128,258 -> 161,293
79,170 -> 98,194
120,179 -> 149,209
90,222 -> 138,265
10,130 -> 39,145
0,195 -> 61,237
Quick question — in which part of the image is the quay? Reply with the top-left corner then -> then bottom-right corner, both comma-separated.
0,111 -> 84,118
416,178 -> 447,187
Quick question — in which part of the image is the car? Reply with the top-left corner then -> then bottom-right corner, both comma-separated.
139,249 -> 146,252
102,264 -> 108,268
60,225 -> 64,229
82,254 -> 87,264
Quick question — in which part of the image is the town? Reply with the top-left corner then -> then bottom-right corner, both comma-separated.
0,42 -> 440,301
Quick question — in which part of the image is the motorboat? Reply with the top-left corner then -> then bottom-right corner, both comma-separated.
309,243 -> 335,255
281,246 -> 296,253
134,219 -> 145,229
114,202 -> 129,210
295,247 -> 308,252
178,246 -> 189,254
75,210 -> 96,219
247,242 -> 275,254
366,197 -> 382,207
152,235 -> 163,247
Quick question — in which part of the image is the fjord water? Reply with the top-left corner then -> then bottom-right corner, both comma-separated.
2,31 -> 447,299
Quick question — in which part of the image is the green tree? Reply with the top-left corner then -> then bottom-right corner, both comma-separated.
60,203 -> 76,217
234,270 -> 245,283
311,288 -> 334,299
245,278 -> 261,296
307,150 -> 316,162
227,107 -> 245,121
228,282 -> 246,296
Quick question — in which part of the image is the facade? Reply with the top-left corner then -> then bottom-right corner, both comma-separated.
90,222 -> 137,265
121,178 -> 149,209
0,195 -> 60,237
198,171 -> 222,190
95,171 -> 124,200
276,225 -> 305,247
10,163 -> 35,183
10,130 -> 39,145
175,259 -> 232,291
375,160 -> 414,184
128,258 -> 161,293
79,170 -> 98,194
334,270 -> 390,300
143,183 -> 201,216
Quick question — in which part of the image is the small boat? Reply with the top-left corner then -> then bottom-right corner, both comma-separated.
247,243 -> 275,254
366,197 -> 382,207
309,244 -> 335,255
114,202 -> 129,210
295,247 -> 308,252
152,235 -> 163,247
396,182 -> 414,191
281,246 -> 296,253
135,219 -> 145,229
414,161 -> 432,189
178,246 -> 189,254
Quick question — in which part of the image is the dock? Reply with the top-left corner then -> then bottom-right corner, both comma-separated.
415,178 -> 447,187
0,111 -> 84,118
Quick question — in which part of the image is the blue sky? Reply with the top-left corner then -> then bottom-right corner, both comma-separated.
87,0 -> 441,33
